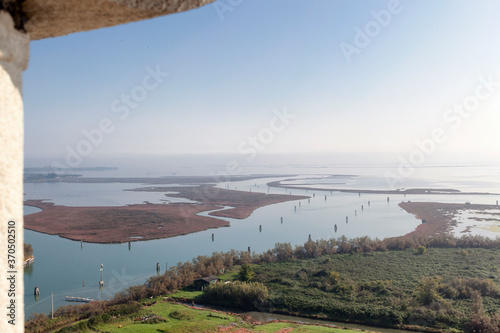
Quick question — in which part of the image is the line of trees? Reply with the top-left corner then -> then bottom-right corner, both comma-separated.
26,233 -> 500,332
112,233 -> 500,303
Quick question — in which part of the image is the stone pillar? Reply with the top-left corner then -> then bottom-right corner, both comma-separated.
0,10 -> 29,332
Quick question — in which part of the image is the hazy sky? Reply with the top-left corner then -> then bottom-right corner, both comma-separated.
23,0 -> 500,167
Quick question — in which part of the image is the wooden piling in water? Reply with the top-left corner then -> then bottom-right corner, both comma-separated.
34,287 -> 40,296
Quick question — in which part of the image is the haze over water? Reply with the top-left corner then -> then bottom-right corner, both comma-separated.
23,156 -> 500,318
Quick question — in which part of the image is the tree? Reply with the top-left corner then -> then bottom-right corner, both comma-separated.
24,242 -> 33,260
238,264 -> 254,282
414,276 -> 444,305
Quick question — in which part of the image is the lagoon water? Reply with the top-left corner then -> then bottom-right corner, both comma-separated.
23,165 -> 500,319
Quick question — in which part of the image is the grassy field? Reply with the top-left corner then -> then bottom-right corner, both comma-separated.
188,247 -> 500,332
249,248 -> 500,331
60,300 -> 362,333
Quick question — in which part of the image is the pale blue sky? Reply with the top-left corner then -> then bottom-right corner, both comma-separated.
23,0 -> 500,167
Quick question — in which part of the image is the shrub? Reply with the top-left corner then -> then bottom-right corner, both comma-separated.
417,246 -> 427,255
414,277 -> 444,305
238,264 -> 255,282
465,313 -> 500,333
203,281 -> 269,310
169,310 -> 193,321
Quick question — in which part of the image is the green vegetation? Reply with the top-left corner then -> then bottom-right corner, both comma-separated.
249,247 -> 500,332
36,299 -> 359,333
417,245 -> 427,255
239,263 -> 255,281
170,287 -> 203,301
26,234 -> 500,332
203,281 -> 269,309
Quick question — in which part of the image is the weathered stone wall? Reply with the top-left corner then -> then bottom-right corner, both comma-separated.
24,0 -> 216,40
0,11 -> 29,333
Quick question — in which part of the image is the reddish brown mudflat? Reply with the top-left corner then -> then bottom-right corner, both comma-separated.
24,185 -> 308,243
399,202 -> 500,237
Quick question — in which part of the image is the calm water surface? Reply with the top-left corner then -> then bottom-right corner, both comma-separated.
23,169 -> 500,319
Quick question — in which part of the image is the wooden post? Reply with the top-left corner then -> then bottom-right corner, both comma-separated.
100,263 -> 104,286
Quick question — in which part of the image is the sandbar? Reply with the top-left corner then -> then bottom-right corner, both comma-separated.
399,201 -> 500,237
128,185 -> 309,219
267,180 -> 498,196
24,185 -> 309,243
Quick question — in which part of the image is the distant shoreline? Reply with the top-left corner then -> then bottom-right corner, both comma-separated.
267,180 -> 499,196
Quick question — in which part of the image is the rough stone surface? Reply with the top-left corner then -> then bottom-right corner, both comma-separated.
0,11 -> 29,333
23,0 -> 216,40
